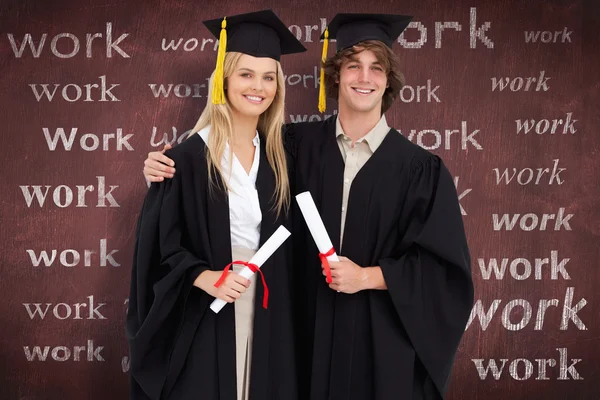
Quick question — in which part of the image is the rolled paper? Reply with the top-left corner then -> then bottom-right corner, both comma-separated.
214,260 -> 269,308
210,225 -> 291,313
295,192 -> 339,282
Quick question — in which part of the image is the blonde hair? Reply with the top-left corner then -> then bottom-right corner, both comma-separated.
190,52 -> 290,216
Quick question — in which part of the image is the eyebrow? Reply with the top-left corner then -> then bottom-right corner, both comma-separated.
237,67 -> 277,74
346,57 -> 383,66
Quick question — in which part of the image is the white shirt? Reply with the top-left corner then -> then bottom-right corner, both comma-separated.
198,126 -> 262,250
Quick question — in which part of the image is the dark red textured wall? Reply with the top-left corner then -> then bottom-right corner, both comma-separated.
1,0 -> 598,399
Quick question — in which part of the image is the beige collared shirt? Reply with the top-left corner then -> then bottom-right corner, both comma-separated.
336,115 -> 390,245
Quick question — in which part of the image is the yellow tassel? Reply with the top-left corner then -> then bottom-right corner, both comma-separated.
318,28 -> 329,113
212,17 -> 227,105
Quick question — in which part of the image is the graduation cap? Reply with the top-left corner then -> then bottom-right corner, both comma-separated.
317,13 -> 413,112
323,13 -> 413,52
203,10 -> 307,104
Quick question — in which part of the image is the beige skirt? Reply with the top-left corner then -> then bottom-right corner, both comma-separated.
231,246 -> 257,400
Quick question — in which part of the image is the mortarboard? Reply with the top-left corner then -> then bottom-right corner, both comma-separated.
203,10 -> 307,104
322,13 -> 413,52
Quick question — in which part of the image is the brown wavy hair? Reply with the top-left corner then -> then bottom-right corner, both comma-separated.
323,40 -> 405,114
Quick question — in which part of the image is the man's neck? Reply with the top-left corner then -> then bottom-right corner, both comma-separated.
337,105 -> 382,143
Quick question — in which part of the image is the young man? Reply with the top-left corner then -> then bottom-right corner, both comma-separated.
143,13 -> 474,400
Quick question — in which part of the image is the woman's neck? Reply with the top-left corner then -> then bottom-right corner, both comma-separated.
230,112 -> 259,146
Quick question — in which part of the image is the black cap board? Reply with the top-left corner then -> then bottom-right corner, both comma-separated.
203,9 -> 307,61
321,13 -> 413,52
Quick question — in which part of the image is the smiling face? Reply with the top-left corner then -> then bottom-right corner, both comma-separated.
226,53 -> 278,120
323,40 -> 405,115
336,49 -> 388,116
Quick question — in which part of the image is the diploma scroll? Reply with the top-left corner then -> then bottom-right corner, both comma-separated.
210,225 -> 291,313
295,192 -> 339,282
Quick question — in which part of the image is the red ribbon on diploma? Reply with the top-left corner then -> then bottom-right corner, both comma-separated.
214,261 -> 269,309
319,247 -> 335,284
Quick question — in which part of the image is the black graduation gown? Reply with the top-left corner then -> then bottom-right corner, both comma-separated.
126,133 -> 297,400
285,117 -> 474,400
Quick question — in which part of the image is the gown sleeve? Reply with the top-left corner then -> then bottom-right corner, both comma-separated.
378,155 -> 474,397
126,157 -> 210,399
282,123 -> 298,162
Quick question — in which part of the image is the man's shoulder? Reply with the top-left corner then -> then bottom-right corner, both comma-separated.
285,117 -> 332,134
387,127 -> 440,167
284,118 -> 335,150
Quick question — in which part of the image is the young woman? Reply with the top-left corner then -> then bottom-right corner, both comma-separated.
126,10 -> 306,400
